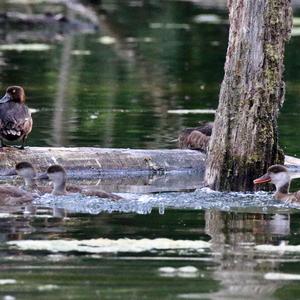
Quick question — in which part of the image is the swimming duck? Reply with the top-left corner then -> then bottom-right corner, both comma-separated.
39,165 -> 123,200
253,165 -> 300,203
0,178 -> 36,206
178,122 -> 213,151
0,86 -> 33,149
10,162 -> 122,200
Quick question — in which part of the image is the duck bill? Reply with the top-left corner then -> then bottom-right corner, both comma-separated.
0,93 -> 11,103
3,169 -> 18,176
37,172 -> 49,180
253,174 -> 271,184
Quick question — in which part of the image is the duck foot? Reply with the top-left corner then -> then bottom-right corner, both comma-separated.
13,145 -> 26,150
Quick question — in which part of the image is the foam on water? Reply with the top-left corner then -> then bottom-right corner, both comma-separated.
32,188 -> 298,215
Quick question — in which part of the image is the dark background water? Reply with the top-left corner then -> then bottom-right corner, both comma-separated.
1,1 -> 300,299
1,0 -> 298,154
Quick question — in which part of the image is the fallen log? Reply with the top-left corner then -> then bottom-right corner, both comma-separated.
0,147 -> 206,176
0,148 -> 299,194
0,147 -> 299,174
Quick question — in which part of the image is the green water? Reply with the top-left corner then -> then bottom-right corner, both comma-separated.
0,0 -> 300,299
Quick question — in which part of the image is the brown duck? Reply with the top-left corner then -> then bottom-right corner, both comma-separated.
254,164 -> 300,203
0,86 -> 33,149
178,122 -> 213,152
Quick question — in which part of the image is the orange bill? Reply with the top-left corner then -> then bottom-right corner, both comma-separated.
253,174 -> 271,184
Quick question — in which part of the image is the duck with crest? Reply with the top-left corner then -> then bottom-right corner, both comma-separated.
254,165 -> 300,203
7,162 -> 122,200
0,86 -> 32,149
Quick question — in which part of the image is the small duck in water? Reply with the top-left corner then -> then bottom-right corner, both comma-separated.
8,162 -> 122,200
178,122 -> 213,152
254,164 -> 300,203
0,86 -> 32,149
0,169 -> 37,206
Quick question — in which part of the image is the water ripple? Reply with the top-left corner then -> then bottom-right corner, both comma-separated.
32,189 -> 299,215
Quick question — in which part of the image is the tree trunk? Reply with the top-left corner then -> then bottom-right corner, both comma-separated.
205,0 -> 292,191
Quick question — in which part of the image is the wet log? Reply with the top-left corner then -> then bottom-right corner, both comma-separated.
0,147 -> 206,176
205,0 -> 292,191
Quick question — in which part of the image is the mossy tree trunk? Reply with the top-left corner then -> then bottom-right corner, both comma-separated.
205,0 -> 292,191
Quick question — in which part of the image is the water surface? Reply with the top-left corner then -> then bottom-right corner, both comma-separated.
0,1 -> 300,299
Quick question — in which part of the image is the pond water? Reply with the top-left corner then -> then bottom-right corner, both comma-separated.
1,0 -> 300,299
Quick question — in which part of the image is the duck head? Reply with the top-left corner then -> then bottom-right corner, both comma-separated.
254,165 -> 290,193
38,165 -> 67,195
15,161 -> 36,180
5,161 -> 36,189
0,86 -> 26,104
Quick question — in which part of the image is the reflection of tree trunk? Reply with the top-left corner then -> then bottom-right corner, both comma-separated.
52,34 -> 74,146
96,12 -> 181,148
205,1 -> 292,191
205,211 -> 290,298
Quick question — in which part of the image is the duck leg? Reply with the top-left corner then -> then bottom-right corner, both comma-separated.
0,139 -> 7,148
15,135 -> 27,150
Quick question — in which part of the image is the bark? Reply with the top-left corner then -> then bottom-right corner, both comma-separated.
205,0 -> 293,191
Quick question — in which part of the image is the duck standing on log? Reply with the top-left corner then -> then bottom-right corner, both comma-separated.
0,86 -> 33,149
254,165 -> 300,203
178,121 -> 213,152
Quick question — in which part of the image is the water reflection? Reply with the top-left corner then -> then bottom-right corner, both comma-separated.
0,205 -> 296,299
204,211 -> 290,299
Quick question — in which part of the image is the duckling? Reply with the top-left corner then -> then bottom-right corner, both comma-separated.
37,164 -> 123,200
0,86 -> 33,149
0,186 -> 36,206
7,162 -> 123,200
0,175 -> 37,207
178,122 -> 213,151
253,164 -> 300,203
5,161 -> 50,194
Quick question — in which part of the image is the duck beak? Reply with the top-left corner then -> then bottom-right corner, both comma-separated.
253,173 -> 271,184
37,172 -> 49,180
0,93 -> 11,103
4,169 -> 18,176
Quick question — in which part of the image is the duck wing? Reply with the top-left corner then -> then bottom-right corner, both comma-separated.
0,102 -> 32,140
0,185 -> 35,205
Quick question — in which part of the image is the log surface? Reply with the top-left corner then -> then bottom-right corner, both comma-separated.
0,147 -> 206,176
0,147 -> 298,175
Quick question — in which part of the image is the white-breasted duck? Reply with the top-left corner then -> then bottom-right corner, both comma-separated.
253,164 -> 300,203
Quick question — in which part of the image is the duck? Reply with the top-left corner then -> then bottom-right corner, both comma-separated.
0,86 -> 33,149
178,122 -> 213,152
8,162 -> 123,200
253,164 -> 300,203
0,177 -> 36,207
5,161 -> 46,194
